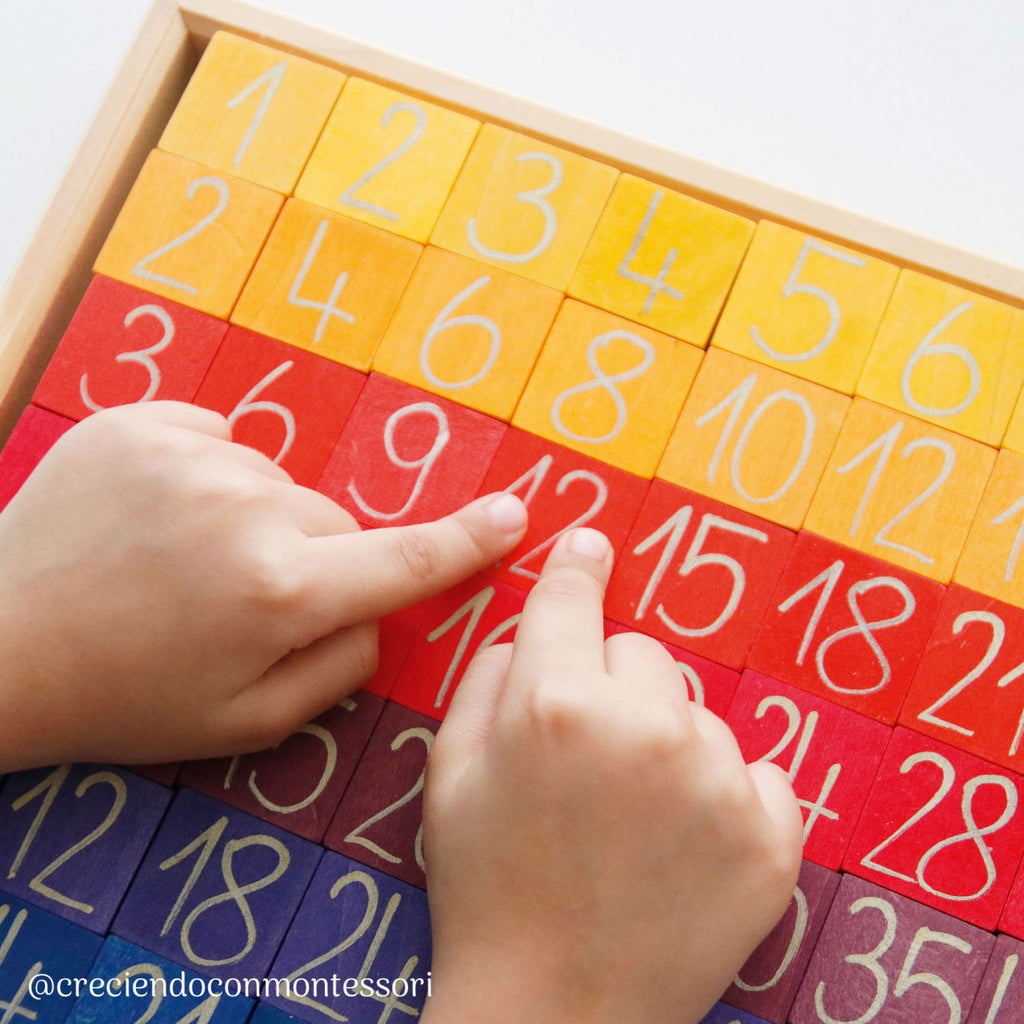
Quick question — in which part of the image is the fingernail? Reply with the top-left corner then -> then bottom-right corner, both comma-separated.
566,527 -> 611,561
481,492 -> 528,534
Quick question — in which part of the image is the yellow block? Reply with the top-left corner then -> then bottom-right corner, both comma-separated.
159,31 -> 344,194
855,270 -> 1024,445
711,220 -> 897,392
430,124 -> 618,290
805,398 -> 996,582
512,299 -> 703,477
991,364 -> 1024,455
955,448 -> 1024,606
657,348 -> 850,530
94,150 -> 282,320
296,77 -> 480,243
372,246 -> 562,420
232,199 -> 422,370
568,173 -> 754,346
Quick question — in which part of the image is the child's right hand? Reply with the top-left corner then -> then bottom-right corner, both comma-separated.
421,527 -> 803,1024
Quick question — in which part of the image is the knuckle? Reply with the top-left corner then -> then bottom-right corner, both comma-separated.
522,683 -> 590,742
393,530 -> 446,584
531,567 -> 602,610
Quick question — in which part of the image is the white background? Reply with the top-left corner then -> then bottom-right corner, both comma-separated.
1,0 -> 1022,291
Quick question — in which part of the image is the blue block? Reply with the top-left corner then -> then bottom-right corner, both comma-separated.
267,851 -> 432,1024
248,1003 -> 307,1024
700,1002 -> 772,1024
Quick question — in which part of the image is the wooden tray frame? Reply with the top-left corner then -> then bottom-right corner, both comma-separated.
2,0 -> 1022,443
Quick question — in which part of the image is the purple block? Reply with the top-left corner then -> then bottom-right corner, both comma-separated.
0,763 -> 171,932
700,1004 -> 771,1024
791,874 -> 994,1024
112,788 -> 321,981
267,851 -> 432,1024
966,932 -> 1024,1023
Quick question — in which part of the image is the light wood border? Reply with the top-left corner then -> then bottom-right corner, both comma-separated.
2,0 -> 1021,443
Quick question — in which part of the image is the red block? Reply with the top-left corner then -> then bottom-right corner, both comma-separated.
967,933 -> 1024,1023
477,427 -> 648,590
844,726 -> 1024,930
1000,850 -> 1024,940
317,373 -> 506,527
128,763 -> 180,787
178,693 -> 385,842
33,275 -> 227,420
193,326 -> 365,486
748,530 -> 945,723
364,602 -> 428,699
0,405 -> 74,512
323,702 -> 438,888
901,584 -> 1024,774
604,479 -> 795,669
791,873 -> 993,1024
725,670 -> 891,869
723,860 -> 840,1023
391,574 -> 525,721
604,619 -> 739,719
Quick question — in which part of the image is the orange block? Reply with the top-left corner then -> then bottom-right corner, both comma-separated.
159,31 -> 344,193
658,348 -> 850,530
372,247 -> 562,420
431,124 -> 618,290
232,199 -> 422,371
296,77 -> 480,242
805,398 -> 996,582
94,150 -> 282,319
512,299 -> 703,477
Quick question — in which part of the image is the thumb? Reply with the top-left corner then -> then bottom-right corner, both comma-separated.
300,492 -> 528,631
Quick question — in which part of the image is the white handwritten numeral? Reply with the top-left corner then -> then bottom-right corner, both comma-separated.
226,60 -> 287,166
991,492 -> 1024,584
861,751 -> 1018,902
287,219 -> 355,344
0,904 -> 40,1024
420,276 -> 500,390
901,301 -> 980,417
80,304 -> 174,412
132,177 -> 230,295
225,361 -> 296,465
339,101 -> 427,222
733,884 -> 809,992
696,373 -> 816,504
159,817 -> 290,967
468,151 -> 561,263
615,189 -> 684,314
109,962 -> 221,1024
974,951 -> 1020,1024
347,402 -> 450,522
751,238 -> 865,363
551,331 -> 655,444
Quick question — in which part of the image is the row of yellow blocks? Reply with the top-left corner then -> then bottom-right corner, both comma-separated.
90,31 -> 1024,602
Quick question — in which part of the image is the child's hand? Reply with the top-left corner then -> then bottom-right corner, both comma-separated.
0,402 -> 527,770
421,528 -> 803,1024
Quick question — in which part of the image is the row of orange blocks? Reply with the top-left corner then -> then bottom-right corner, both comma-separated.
91,31 -> 1024,601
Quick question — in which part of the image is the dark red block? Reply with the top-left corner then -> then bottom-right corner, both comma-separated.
0,405 -> 73,512
966,933 -> 1024,1022
364,602 -> 428,699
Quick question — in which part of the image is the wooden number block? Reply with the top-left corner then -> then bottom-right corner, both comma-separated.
790,873 -> 993,1024
856,269 -> 1024,445
231,199 -> 421,371
0,405 -> 72,512
725,671 -> 890,869
966,933 -> 1024,1023
747,530 -> 944,724
604,620 -> 740,719
159,31 -> 344,194
371,246 -> 561,420
0,893 -> 103,1024
1002,846 -> 1024,941
390,575 -> 525,721
843,726 -> 1024,930
296,77 -> 479,242
430,123 -> 617,290
317,374 -> 506,528
112,788 -> 321,979
805,398 -> 996,582
250,1005 -> 307,1024
711,221 -> 898,393
364,602 -> 429,700
267,851 -> 432,1024
33,276 -> 228,421
177,693 -> 386,843
900,584 -> 1024,774
657,347 -> 850,529
129,763 -> 180,787
954,447 -> 1024,606
478,427 -> 648,590
0,764 -> 171,933
723,860 -> 840,1023
1002,375 -> 1024,455
323,703 -> 438,888
568,173 -> 754,346
700,1006 -> 771,1024
512,299 -> 703,477
604,479 -> 795,669
192,326 -> 365,486
94,150 -> 282,319
66,935 -> 254,1024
